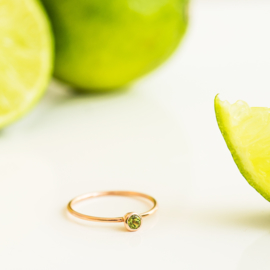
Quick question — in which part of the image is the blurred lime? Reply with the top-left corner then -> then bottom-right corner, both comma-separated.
215,95 -> 270,201
41,0 -> 188,91
0,0 -> 53,129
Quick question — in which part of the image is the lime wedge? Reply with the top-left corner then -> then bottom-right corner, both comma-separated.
0,0 -> 53,129
215,94 -> 270,201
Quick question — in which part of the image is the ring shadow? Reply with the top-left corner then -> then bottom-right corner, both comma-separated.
61,206 -> 127,232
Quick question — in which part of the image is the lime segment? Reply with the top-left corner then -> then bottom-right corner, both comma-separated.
0,0 -> 53,129
215,94 -> 270,201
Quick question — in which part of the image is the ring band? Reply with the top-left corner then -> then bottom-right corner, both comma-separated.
67,190 -> 158,232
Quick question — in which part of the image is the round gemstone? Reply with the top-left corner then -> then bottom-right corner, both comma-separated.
127,215 -> 141,230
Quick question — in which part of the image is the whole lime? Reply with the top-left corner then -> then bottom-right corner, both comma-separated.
41,0 -> 188,91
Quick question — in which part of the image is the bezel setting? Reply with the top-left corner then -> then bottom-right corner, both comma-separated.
123,212 -> 142,232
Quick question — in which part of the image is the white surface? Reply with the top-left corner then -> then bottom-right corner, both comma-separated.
1,1 -> 270,269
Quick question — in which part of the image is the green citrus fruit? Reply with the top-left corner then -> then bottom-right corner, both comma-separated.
40,0 -> 188,91
0,0 -> 53,129
215,94 -> 270,201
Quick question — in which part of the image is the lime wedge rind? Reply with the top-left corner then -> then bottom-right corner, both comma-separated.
214,94 -> 270,202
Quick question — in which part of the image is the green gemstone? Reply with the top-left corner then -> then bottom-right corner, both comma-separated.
127,215 -> 141,230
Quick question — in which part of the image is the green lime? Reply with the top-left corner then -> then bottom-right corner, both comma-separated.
41,0 -> 188,91
0,0 -> 53,129
215,94 -> 270,201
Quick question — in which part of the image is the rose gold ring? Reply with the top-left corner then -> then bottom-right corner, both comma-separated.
67,190 -> 158,232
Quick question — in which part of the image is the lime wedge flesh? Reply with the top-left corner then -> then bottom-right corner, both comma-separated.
0,0 -> 53,129
215,95 -> 270,201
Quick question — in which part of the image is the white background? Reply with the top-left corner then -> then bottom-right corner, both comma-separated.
1,0 -> 270,269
